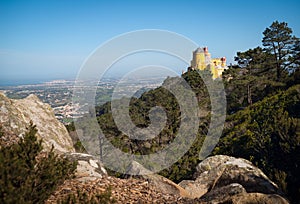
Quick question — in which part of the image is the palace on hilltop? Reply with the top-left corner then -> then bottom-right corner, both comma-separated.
190,47 -> 228,79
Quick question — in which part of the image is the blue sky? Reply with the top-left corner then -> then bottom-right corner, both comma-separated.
1,0 -> 300,85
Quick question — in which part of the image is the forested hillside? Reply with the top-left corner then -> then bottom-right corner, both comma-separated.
214,84 -> 300,202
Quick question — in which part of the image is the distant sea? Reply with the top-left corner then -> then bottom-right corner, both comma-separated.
0,80 -> 45,87
0,78 -> 74,87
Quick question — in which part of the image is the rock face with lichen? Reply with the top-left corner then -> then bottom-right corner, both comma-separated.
0,92 -> 74,153
178,155 -> 289,203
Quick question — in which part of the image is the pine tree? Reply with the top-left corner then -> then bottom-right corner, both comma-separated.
262,21 -> 299,81
0,122 -> 77,204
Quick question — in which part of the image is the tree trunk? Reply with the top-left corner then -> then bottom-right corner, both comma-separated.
98,134 -> 103,161
247,84 -> 252,105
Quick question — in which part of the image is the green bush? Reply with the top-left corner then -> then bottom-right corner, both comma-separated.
0,122 -> 77,204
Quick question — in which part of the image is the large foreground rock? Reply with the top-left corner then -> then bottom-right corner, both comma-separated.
193,155 -> 278,194
0,93 -> 74,153
179,155 -> 288,203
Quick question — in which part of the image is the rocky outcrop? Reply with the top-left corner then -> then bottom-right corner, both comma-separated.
178,179 -> 209,199
46,154 -> 289,203
124,157 -> 289,203
64,152 -> 107,182
193,155 -> 278,194
199,183 -> 246,202
179,155 -> 289,203
125,161 -> 190,198
0,93 -> 74,153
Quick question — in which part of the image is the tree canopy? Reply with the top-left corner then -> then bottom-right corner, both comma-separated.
262,21 -> 299,80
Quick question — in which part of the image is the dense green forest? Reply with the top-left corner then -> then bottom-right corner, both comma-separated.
68,21 -> 300,203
